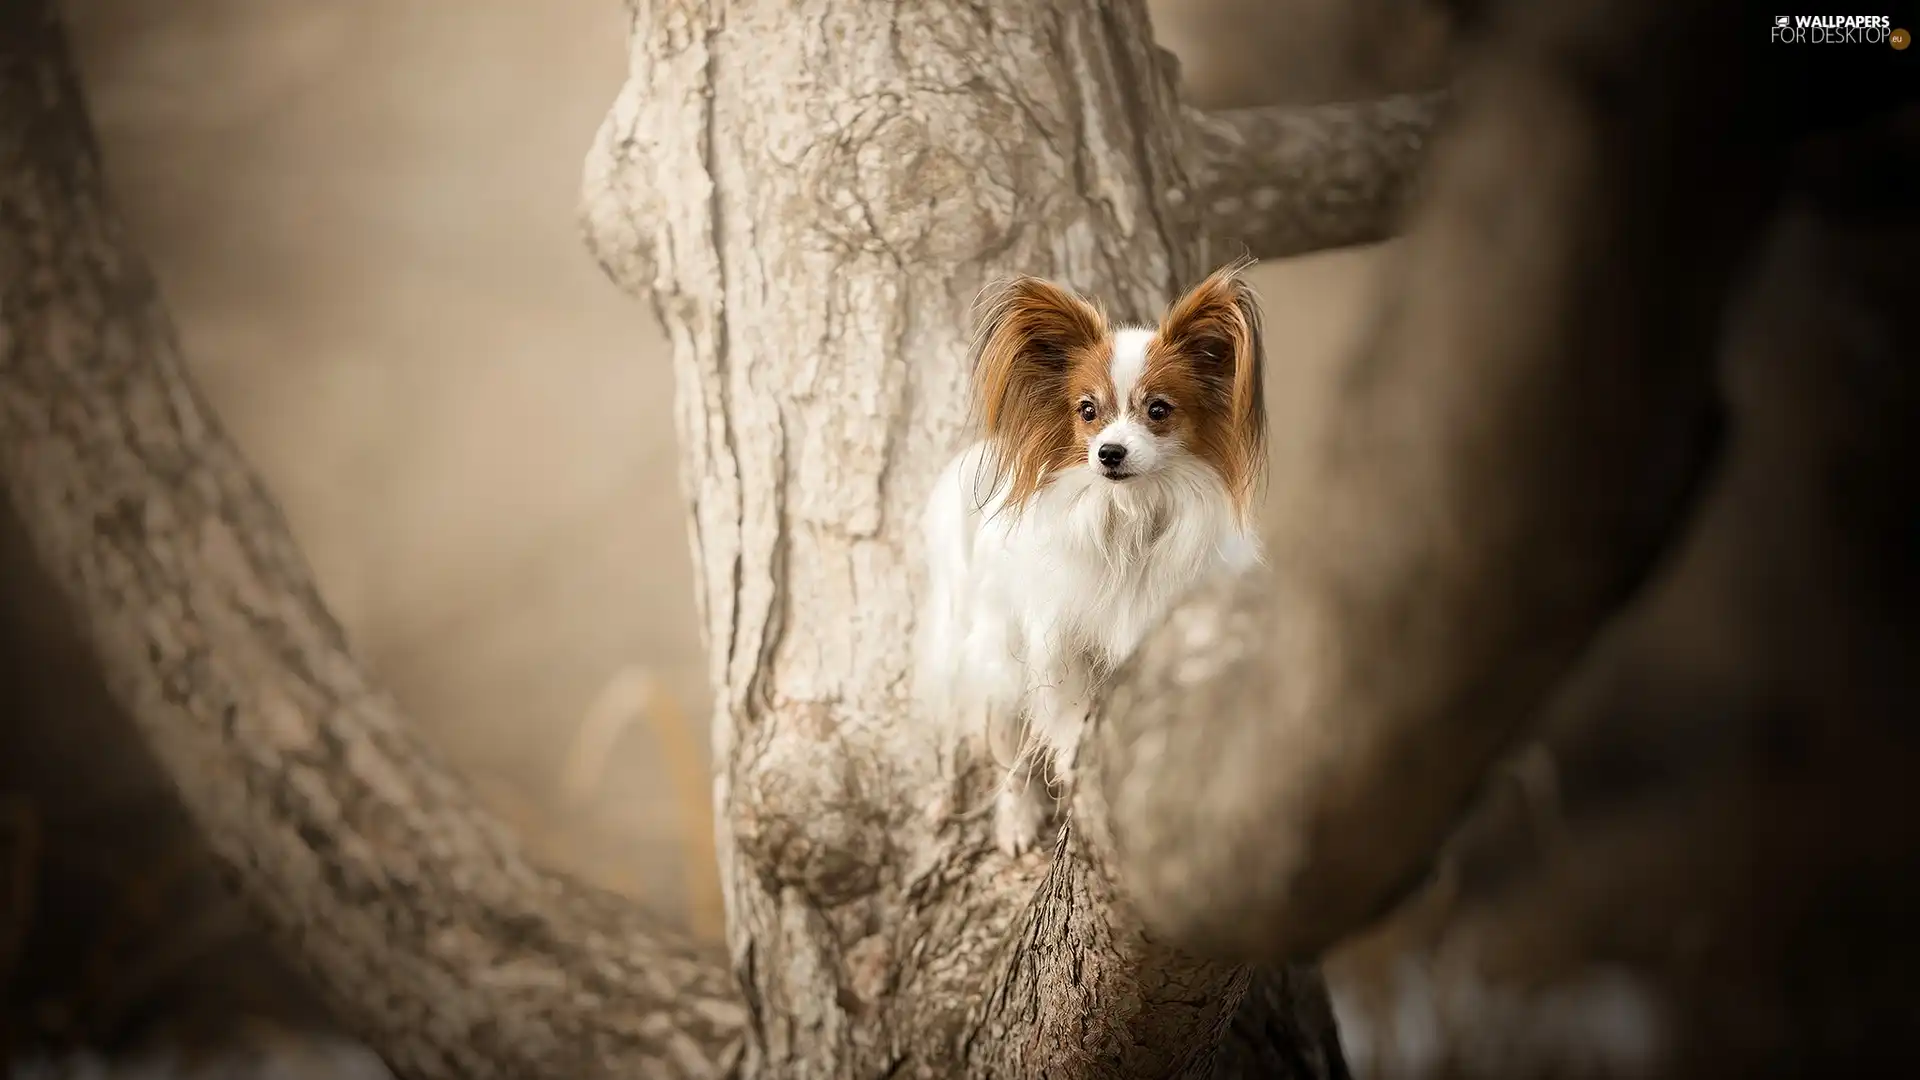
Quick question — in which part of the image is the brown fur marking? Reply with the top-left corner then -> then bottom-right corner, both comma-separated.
969,276 -> 1110,511
1149,257 -> 1267,519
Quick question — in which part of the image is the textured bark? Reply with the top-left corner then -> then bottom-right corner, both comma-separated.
1081,0 -> 1897,966
1186,93 -> 1445,262
0,7 -> 743,1079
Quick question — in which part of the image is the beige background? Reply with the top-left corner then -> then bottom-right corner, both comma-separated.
51,0 -> 1440,941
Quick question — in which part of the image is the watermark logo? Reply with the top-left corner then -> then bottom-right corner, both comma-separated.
1769,14 -> 1907,45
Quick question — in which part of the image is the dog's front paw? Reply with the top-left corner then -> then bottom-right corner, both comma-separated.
993,781 -> 1052,857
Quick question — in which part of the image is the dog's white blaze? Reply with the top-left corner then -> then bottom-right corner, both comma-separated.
1093,328 -> 1160,471
1108,327 -> 1155,406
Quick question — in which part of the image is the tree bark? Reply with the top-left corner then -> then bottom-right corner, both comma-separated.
3,1 -> 1438,1078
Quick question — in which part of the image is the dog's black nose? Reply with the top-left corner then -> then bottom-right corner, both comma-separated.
1097,443 -> 1128,467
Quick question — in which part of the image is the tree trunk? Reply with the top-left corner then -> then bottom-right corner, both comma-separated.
3,0 -> 1433,1077
578,2 -> 1361,1075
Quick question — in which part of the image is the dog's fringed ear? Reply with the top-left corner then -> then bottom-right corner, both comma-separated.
1158,256 -> 1268,506
966,276 -> 1109,511
968,276 -> 1108,436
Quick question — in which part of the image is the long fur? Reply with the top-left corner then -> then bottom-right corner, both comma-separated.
916,260 -> 1269,855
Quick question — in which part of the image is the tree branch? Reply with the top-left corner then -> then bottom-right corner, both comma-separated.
0,7 -> 742,1078
1085,0 -> 1797,964
1185,92 -> 1447,262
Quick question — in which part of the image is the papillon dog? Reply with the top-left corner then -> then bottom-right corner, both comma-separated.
916,259 -> 1268,856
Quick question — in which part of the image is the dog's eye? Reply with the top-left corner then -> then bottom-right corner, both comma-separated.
1146,400 -> 1172,422
1078,401 -> 1097,422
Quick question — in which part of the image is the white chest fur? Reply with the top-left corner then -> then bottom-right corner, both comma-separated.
915,442 -> 1256,853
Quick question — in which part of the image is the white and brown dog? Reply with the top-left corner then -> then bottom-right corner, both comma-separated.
916,260 -> 1268,855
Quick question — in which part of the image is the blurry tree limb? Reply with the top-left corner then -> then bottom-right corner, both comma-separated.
1081,0 -> 1834,965
0,6 -> 743,1078
0,795 -> 39,993
1186,93 -> 1447,261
